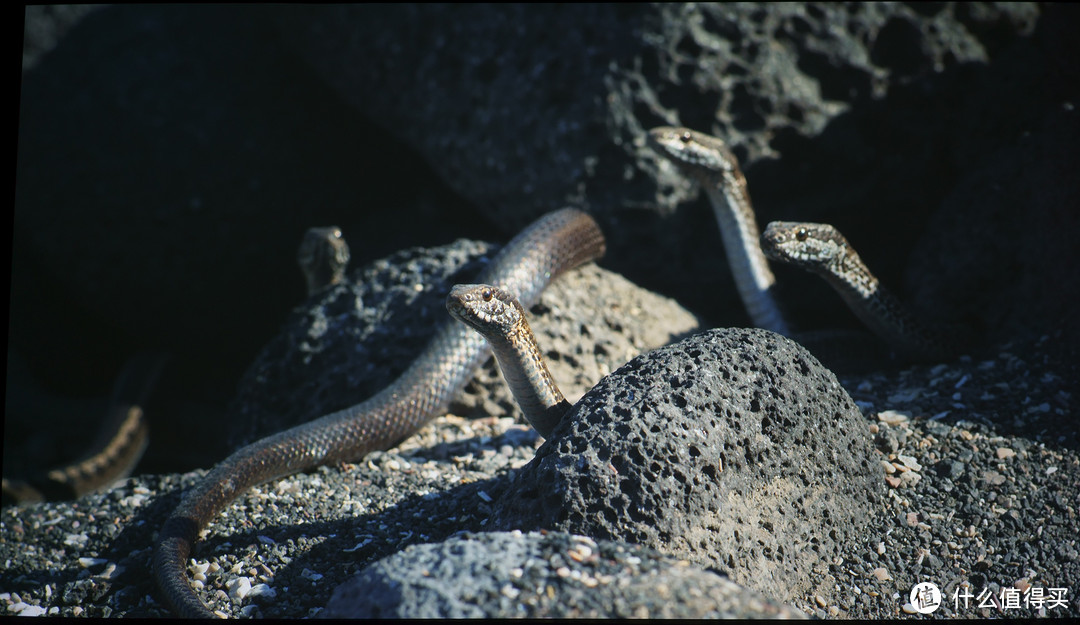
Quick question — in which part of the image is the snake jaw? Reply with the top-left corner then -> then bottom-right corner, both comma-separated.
447,282 -> 571,440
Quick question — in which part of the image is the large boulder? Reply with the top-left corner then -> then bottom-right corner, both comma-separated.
493,327 -> 884,603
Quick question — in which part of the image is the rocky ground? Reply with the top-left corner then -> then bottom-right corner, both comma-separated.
7,3 -> 1078,620
1,250 -> 1077,618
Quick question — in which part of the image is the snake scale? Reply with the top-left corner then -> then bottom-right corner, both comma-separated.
153,208 -> 606,617
4,227 -> 349,507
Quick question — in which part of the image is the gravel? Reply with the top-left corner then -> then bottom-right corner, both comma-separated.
322,530 -> 804,619
2,331 -> 1075,618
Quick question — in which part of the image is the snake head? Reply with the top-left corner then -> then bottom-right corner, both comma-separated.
646,126 -> 742,181
446,283 -> 525,341
297,226 -> 351,296
761,221 -> 852,271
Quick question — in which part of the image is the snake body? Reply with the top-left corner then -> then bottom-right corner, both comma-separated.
6,226 -> 350,506
761,221 -> 962,361
648,126 -> 791,336
153,208 -> 606,617
446,284 -> 570,438
2,352 -> 167,504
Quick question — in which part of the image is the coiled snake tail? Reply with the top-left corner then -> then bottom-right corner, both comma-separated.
153,208 -> 605,617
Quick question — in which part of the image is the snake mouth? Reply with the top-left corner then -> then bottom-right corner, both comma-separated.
445,284 -> 481,325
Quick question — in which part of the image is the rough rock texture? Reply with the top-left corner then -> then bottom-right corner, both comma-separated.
7,5 -> 1080,618
322,531 -> 805,619
275,3 -> 1074,348
493,327 -> 884,603
278,4 -> 1039,228
906,100 -> 1080,345
1,335 -> 1076,619
11,4 -> 1077,479
228,239 -> 700,448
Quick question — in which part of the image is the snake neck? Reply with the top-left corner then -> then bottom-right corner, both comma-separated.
487,319 -> 570,439
702,182 -> 791,336
819,248 -> 959,362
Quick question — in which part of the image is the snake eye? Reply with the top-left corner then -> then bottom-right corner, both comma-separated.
482,289 -> 493,302
679,131 -> 692,143
796,228 -> 808,242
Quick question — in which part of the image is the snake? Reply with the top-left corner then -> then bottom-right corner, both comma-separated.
760,221 -> 963,361
152,208 -> 606,618
2,351 -> 168,505
4,226 -> 349,506
297,226 -> 351,296
648,126 -> 966,362
446,284 -> 569,438
647,126 -> 791,336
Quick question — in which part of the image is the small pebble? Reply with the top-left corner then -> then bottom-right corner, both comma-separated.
899,471 -> 922,486
896,454 -> 922,471
228,577 -> 252,601
877,410 -> 910,426
248,583 -> 276,599
17,604 -> 47,617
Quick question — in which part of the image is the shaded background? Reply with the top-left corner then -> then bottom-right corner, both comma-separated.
9,4 -> 1079,479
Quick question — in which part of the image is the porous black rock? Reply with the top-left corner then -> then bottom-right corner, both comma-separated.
226,238 -> 495,448
226,237 -> 700,449
492,327 -> 883,603
322,531 -> 805,619
13,5 -> 1076,481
